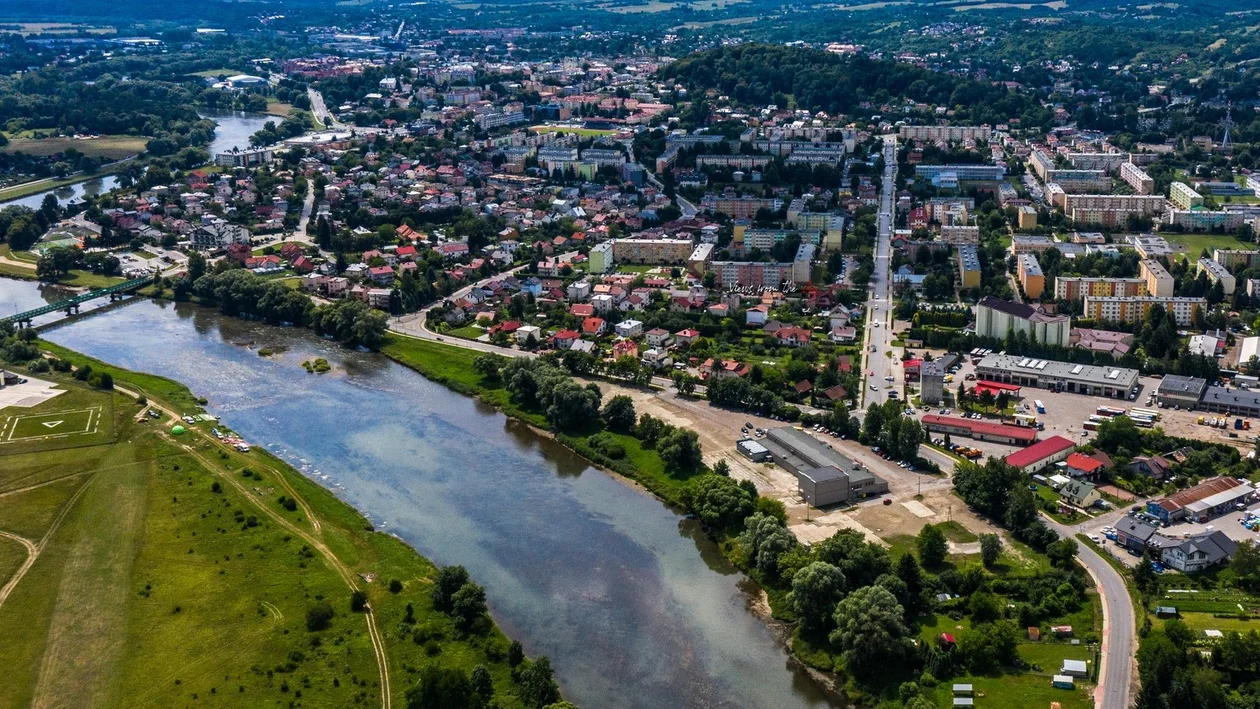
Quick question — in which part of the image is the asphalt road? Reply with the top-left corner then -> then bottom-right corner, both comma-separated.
860,136 -> 899,408
1045,516 -> 1134,709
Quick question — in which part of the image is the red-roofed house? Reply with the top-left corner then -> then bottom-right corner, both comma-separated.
1005,436 -> 1076,473
582,317 -> 606,337
675,328 -> 700,345
611,340 -> 639,360
1064,452 -> 1104,481
570,303 -> 595,318
775,326 -> 813,348
368,265 -> 396,285
552,329 -> 580,349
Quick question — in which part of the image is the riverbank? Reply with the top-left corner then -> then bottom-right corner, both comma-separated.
4,339 -> 554,709
377,332 -> 851,697
0,165 -> 125,203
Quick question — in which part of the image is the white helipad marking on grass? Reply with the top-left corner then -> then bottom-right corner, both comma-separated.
902,500 -> 937,518
41,421 -> 64,429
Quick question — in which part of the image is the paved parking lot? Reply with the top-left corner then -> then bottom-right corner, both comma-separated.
901,350 -> 1158,454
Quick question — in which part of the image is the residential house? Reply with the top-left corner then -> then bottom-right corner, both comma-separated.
615,320 -> 644,338
646,328 -> 672,348
1060,480 -> 1102,508
675,329 -> 700,346
582,317 -> 607,337
746,305 -> 769,326
551,329 -> 580,350
776,326 -> 813,348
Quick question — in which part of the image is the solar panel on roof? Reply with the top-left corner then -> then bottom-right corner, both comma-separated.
1019,358 -> 1031,367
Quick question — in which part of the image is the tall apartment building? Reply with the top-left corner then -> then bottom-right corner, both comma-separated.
1213,249 -> 1260,269
957,244 -> 982,289
1029,149 -> 1054,181
1140,259 -> 1175,297
899,125 -> 991,143
537,146 -> 580,171
712,197 -> 778,220
1065,152 -> 1128,173
1082,296 -> 1206,326
694,155 -> 772,170
589,241 -> 614,273
610,238 -> 694,264
737,228 -> 822,250
1168,210 -> 1248,232
1054,277 -> 1146,301
1198,257 -> 1237,295
1170,182 -> 1204,211
939,225 -> 980,244
1044,170 -> 1110,193
710,260 -> 808,288
974,296 -> 1071,346
1062,194 -> 1168,215
1018,254 -> 1045,299
579,148 -> 626,168
1120,162 -> 1155,195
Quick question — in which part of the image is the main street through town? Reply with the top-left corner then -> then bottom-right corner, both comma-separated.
860,135 -> 899,408
858,134 -> 1132,709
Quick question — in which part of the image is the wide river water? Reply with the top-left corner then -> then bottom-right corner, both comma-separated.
33,291 -> 836,708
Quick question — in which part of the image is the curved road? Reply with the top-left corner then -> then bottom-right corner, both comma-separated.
1046,517 -> 1135,709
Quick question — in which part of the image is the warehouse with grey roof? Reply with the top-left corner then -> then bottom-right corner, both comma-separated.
975,354 -> 1139,399
762,427 -> 888,506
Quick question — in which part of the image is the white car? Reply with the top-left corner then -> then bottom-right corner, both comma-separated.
870,384 -> 878,391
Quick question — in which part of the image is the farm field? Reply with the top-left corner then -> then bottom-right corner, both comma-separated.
3,136 -> 149,159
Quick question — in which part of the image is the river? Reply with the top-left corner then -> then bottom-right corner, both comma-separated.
34,292 -> 836,709
0,112 -> 274,210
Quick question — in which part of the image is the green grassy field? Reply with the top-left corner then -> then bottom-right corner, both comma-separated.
528,125 -> 618,138
0,350 -> 536,708
1163,232 -> 1251,261
3,136 -> 148,159
0,386 -> 114,454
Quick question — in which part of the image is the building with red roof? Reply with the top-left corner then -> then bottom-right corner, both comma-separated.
1064,452 -> 1104,481
904,359 -> 923,382
921,415 -> 1037,446
582,317 -> 606,336
1005,435 -> 1076,473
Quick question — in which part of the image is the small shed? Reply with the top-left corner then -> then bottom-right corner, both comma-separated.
1052,675 -> 1075,690
952,684 -> 974,696
1156,606 -> 1178,618
1061,659 -> 1088,678
952,698 -> 974,707
938,632 -> 957,649
1051,625 -> 1073,637
1027,626 -> 1041,641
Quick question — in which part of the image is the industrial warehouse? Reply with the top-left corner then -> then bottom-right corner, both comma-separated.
1157,376 -> 1260,417
761,427 -> 889,506
976,354 -> 1140,399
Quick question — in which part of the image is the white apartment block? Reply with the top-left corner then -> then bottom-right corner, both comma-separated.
1082,296 -> 1206,326
1062,193 -> 1168,215
899,125 -> 991,143
1119,162 -> 1155,195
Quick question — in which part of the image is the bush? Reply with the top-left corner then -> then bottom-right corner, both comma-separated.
350,590 -> 368,612
305,601 -> 334,631
389,579 -> 403,593
585,432 -> 626,460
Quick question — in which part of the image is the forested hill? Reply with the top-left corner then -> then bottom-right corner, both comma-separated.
661,44 -> 1049,128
